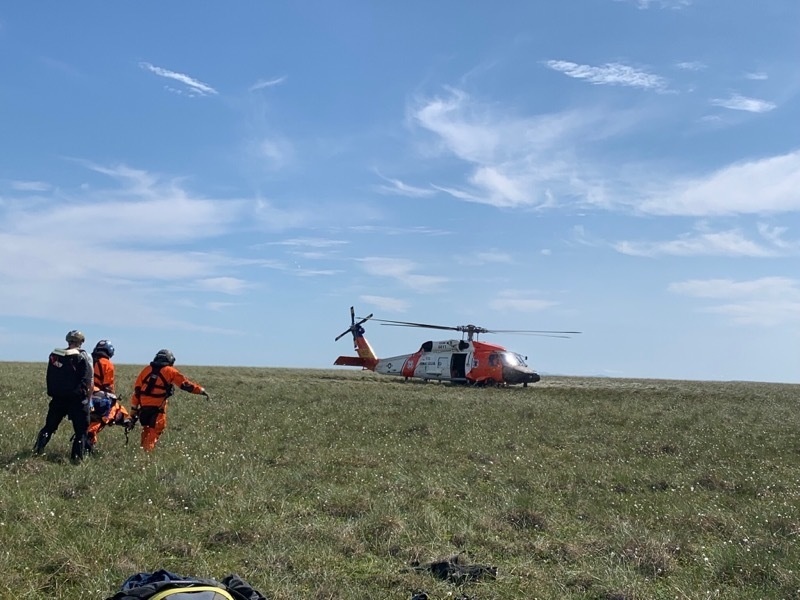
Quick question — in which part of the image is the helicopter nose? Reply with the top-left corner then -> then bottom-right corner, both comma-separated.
504,367 -> 540,385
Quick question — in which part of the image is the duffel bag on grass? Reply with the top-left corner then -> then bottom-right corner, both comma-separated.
105,569 -> 267,600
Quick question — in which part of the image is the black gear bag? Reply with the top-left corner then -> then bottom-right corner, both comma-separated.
104,570 -> 267,600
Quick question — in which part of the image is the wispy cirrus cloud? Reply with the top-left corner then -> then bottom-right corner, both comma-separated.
411,85 -> 798,218
357,257 -> 448,292
9,164 -> 244,243
139,62 -> 218,96
489,290 -> 557,313
711,93 -> 775,113
248,136 -> 294,170
411,87 -> 622,209
9,180 -> 52,192
250,76 -> 287,91
457,250 -> 514,265
615,225 -> 797,257
264,237 -> 349,262
195,277 -> 250,295
348,224 -> 451,236
373,170 -> 435,198
360,295 -> 409,313
544,60 -> 668,91
676,61 -> 706,71
636,150 -> 800,216
0,162 -> 313,333
669,277 -> 800,326
294,268 -> 340,277
269,237 -> 349,249
615,0 -> 692,8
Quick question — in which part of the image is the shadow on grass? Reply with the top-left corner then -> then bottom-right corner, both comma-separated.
2,449 -> 72,470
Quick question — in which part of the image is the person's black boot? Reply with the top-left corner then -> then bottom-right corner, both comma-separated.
33,430 -> 51,454
71,434 -> 87,462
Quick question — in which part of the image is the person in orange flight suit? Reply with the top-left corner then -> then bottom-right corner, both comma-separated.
129,349 -> 209,451
87,340 -> 132,452
92,340 -> 116,395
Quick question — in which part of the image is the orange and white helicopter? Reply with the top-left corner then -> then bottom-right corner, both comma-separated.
334,307 -> 579,387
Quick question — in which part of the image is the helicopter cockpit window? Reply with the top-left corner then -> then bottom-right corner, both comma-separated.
500,352 -> 527,367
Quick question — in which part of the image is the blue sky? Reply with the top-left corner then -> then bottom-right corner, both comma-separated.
1,1 -> 798,382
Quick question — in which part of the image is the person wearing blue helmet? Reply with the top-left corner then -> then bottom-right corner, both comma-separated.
92,340 -> 116,394
87,340 -> 132,452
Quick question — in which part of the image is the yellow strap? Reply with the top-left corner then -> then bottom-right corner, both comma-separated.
150,586 -> 234,600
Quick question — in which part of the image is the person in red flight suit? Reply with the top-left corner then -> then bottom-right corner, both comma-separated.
86,340 -> 132,452
129,349 -> 209,451
92,339 -> 116,395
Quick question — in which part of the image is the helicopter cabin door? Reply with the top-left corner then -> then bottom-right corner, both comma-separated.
423,353 -> 449,378
450,353 -> 467,381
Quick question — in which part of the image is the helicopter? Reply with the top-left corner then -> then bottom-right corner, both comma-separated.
334,306 -> 580,387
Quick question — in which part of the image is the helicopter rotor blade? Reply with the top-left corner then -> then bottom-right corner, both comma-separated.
334,306 -> 356,341
380,322 -> 459,332
486,329 -> 582,336
368,318 -> 460,332
493,332 -> 575,338
371,318 -> 579,337
355,313 -> 373,327
335,308 -> 374,342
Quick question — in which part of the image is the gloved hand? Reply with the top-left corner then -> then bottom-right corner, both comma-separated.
127,416 -> 138,430
201,389 -> 211,401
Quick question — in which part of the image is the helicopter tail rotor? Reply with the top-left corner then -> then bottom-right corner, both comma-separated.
334,306 -> 374,346
334,306 -> 378,370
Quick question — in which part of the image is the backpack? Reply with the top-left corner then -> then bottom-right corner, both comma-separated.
105,570 -> 267,600
46,348 -> 88,397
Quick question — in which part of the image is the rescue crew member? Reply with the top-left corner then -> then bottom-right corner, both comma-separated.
34,330 -> 94,461
92,339 -> 116,394
129,349 -> 209,451
87,340 -> 132,452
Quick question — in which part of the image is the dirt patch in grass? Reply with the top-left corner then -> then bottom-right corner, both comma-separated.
208,529 -> 258,548
619,538 -> 680,578
503,507 -> 548,531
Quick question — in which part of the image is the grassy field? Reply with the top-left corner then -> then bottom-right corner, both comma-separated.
1,362 -> 799,600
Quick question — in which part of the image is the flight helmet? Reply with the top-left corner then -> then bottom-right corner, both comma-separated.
93,340 -> 115,359
153,349 -> 176,366
66,330 -> 85,344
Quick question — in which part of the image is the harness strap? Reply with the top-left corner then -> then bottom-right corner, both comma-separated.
141,365 -> 173,399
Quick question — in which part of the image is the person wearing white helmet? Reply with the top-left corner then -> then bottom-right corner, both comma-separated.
34,330 -> 94,462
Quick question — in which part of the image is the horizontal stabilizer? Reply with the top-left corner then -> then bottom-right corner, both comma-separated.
334,356 -> 367,367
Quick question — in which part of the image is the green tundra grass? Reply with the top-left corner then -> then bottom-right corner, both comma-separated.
1,362 -> 799,600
